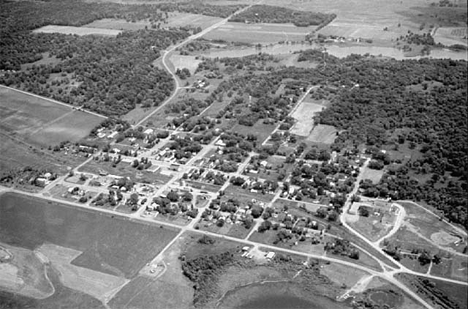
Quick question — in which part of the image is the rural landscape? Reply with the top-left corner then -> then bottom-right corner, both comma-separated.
0,0 -> 467,308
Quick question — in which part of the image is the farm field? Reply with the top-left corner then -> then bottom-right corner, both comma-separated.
0,192 -> 180,279
0,86 -> 103,147
165,12 -> 223,30
433,27 -> 468,47
203,22 -> 315,44
83,18 -> 150,31
36,244 -> 128,302
290,101 -> 324,137
33,25 -> 122,36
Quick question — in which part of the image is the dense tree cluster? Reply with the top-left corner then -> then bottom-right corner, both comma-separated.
2,29 -> 187,115
181,251 -> 236,307
229,5 -> 336,27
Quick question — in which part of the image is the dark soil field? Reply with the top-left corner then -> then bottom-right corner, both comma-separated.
0,192 -> 180,279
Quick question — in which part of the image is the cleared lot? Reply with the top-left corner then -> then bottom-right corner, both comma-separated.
33,25 -> 122,36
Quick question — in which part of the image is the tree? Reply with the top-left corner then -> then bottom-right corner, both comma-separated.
183,191 -> 193,202
167,191 -> 179,202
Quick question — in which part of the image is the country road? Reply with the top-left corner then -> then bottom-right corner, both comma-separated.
135,4 -> 255,127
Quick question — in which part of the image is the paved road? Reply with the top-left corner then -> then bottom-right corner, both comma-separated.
135,4 -> 255,127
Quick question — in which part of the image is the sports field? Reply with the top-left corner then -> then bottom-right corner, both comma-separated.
203,22 -> 315,44
0,86 -> 103,147
33,25 -> 121,36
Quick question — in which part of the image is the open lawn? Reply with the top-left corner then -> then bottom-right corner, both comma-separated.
0,192 -> 179,279
320,262 -> 368,288
306,124 -> 338,144
203,22 -> 315,44
360,166 -> 384,184
33,25 -> 121,36
290,101 -> 324,137
0,86 -> 103,147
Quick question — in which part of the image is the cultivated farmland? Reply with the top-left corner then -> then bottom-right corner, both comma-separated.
33,25 -> 122,36
0,86 -> 103,147
165,12 -> 223,30
0,192 -> 180,279
83,18 -> 150,31
203,22 -> 315,44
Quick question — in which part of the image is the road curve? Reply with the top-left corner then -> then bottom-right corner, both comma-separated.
135,4 -> 255,127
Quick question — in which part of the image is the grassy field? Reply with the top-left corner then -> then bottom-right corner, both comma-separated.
231,120 -> 277,144
360,166 -> 384,184
169,54 -> 202,74
0,86 -> 103,147
203,22 -> 314,44
290,101 -> 324,137
306,124 -> 338,144
0,192 -> 179,279
397,273 -> 468,309
165,12 -> 223,30
109,232 -> 241,309
33,25 -> 121,36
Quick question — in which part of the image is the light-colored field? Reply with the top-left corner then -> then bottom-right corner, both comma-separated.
165,12 -> 223,30
290,102 -> 323,136
83,18 -> 150,31
360,166 -> 384,184
0,86 -> 103,146
33,25 -> 122,36
169,55 -> 202,74
306,124 -> 337,144
433,27 -> 468,47
37,243 -> 129,302
203,22 -> 315,44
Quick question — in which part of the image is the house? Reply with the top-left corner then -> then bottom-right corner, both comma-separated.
265,252 -> 276,260
107,131 -> 118,139
215,139 -> 226,147
144,128 -> 154,135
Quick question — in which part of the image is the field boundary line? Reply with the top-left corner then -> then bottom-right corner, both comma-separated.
0,85 -> 107,120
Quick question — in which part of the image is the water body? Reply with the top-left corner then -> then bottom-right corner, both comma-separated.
199,43 -> 467,61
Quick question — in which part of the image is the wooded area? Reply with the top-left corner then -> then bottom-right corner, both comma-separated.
229,4 -> 336,27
